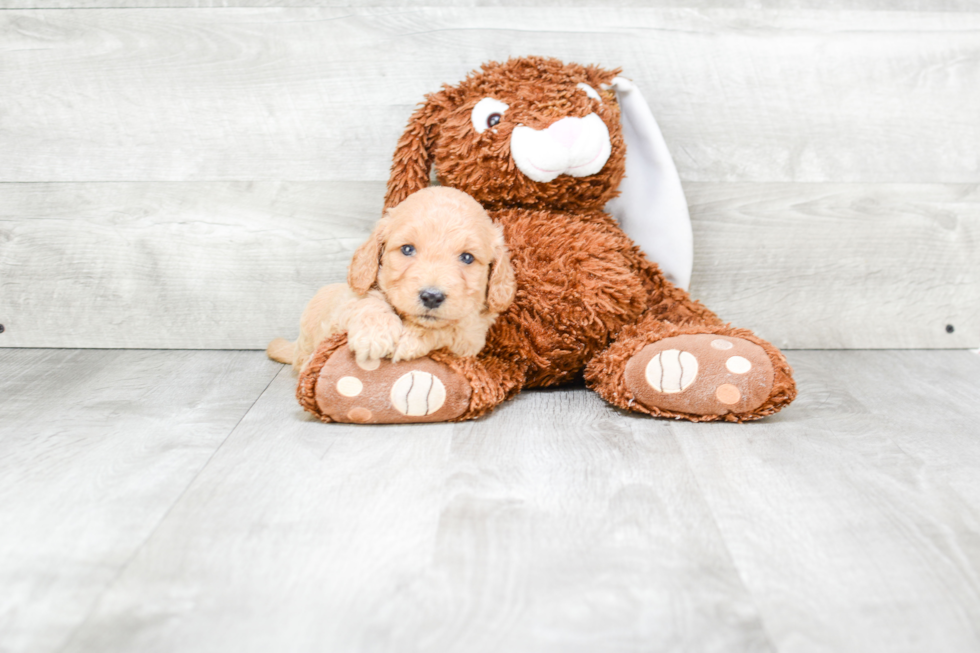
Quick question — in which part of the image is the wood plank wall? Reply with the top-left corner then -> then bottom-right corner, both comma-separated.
0,3 -> 977,349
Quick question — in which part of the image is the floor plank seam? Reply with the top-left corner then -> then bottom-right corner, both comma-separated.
872,434 -> 980,606
51,361 -> 286,653
667,423 -> 782,653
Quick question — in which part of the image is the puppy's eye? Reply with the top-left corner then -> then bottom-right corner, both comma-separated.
459,252 -> 475,265
471,98 -> 509,134
400,244 -> 416,256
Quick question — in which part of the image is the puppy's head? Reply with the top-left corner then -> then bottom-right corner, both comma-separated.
348,187 -> 515,326
384,56 -> 625,213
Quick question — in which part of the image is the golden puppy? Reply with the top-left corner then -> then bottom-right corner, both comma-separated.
267,187 -> 516,370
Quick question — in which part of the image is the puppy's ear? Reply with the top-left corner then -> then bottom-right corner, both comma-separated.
384,92 -> 446,210
348,213 -> 391,295
486,226 -> 516,314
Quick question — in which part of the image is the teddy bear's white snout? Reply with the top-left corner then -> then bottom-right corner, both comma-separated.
510,113 -> 611,183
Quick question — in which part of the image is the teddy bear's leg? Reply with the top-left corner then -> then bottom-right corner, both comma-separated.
296,335 -> 525,424
584,314 -> 796,423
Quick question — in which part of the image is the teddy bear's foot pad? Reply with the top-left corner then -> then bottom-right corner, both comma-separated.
314,345 -> 471,423
625,334 -> 774,417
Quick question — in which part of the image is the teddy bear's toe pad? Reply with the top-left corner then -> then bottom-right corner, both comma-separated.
625,334 -> 774,416
315,345 -> 470,423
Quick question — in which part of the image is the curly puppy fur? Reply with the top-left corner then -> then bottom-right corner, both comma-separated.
301,56 -> 796,423
269,186 -> 515,370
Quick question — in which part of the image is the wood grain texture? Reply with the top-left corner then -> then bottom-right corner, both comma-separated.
3,1 -> 979,9
1,181 -> 976,349
1,349 -> 975,652
687,182 -> 980,350
59,364 -> 773,653
0,348 -> 282,653
2,8 -> 979,183
1,7 -> 977,351
0,181 -> 383,349
673,350 -> 980,653
800,350 -> 980,517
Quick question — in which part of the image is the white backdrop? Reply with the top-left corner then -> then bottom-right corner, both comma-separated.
0,4 -> 977,348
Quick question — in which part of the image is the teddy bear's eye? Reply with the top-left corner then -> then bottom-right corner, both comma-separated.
459,252 -> 475,265
471,97 -> 509,134
577,82 -> 601,102
400,244 -> 416,256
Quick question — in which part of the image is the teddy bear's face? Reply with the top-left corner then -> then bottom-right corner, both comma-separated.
427,58 -> 627,213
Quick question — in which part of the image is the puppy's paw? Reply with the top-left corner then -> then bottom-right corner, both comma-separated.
391,332 -> 432,363
347,312 -> 402,363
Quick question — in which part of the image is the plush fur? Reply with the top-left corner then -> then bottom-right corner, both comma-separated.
299,56 -> 796,423
270,187 -> 514,370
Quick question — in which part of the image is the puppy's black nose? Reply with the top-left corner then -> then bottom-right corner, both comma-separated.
419,288 -> 446,309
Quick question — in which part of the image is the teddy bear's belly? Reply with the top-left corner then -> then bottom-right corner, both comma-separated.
485,208 -> 653,387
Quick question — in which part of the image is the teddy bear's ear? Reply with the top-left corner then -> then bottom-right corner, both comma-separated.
348,213 -> 391,295
603,77 -> 694,291
384,94 -> 445,210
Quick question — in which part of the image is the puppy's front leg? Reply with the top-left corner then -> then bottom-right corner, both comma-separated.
391,328 -> 433,363
344,292 -> 403,363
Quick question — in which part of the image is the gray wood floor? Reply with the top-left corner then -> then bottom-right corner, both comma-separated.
2,348 -> 980,653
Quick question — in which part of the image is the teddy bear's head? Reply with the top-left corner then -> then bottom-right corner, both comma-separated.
385,57 -> 626,213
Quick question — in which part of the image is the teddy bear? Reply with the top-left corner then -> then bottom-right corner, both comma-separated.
297,56 -> 796,424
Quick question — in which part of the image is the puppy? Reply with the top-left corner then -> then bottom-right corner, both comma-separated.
267,186 -> 516,371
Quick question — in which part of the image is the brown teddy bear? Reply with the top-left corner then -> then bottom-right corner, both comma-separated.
297,56 -> 796,424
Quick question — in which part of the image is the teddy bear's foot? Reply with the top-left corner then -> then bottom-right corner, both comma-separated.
301,344 -> 471,424
624,334 -> 775,417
